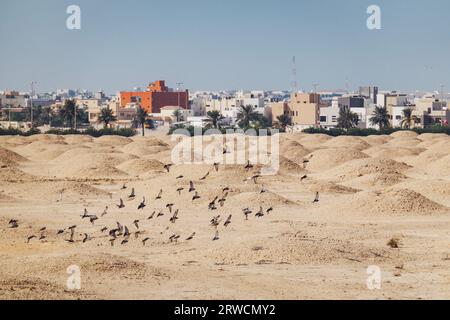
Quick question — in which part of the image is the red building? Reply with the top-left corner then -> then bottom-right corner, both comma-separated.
120,80 -> 189,113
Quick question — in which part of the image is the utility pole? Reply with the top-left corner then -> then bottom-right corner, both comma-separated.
291,56 -> 298,93
30,81 -> 36,128
176,82 -> 184,108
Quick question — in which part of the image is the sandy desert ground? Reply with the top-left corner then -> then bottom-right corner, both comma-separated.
0,131 -> 449,300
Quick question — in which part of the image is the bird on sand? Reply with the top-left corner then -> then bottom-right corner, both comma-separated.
169,234 -> 180,243
192,191 -> 200,201
117,198 -> 125,209
101,206 -> 109,217
176,175 -> 184,179
57,229 -> 65,235
116,222 -> 124,235
200,171 -> 210,180
244,174 -> 261,184
164,163 -> 173,173
218,197 -> 226,207
82,233 -> 91,243
121,183 -> 127,190
243,208 -> 252,220
260,186 -> 267,194
155,189 -> 163,200
89,215 -> 98,225
255,206 -> 264,218
147,211 -> 156,220
133,220 -> 140,229
300,174 -> 308,182
67,225 -> 76,243
100,227 -> 108,233
222,186 -> 230,192
81,208 -> 89,219
244,160 -> 253,171
121,239 -> 128,245
109,229 -> 118,240
128,188 -> 136,199
26,235 -> 36,243
142,237 -> 150,246
169,209 -> 179,224
157,210 -> 164,218
210,215 -> 221,228
166,203 -> 174,213
110,238 -> 115,246
313,192 -> 319,203
208,196 -> 218,210
176,187 -> 184,195
137,197 -> 146,210
189,181 -> 196,192
8,219 -> 18,228
266,207 -> 273,214
213,162 -> 220,172
224,215 -> 232,227
186,232 -> 196,241
213,230 -> 219,241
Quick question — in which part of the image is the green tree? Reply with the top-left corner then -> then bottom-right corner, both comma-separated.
206,110 -> 224,129
369,106 -> 390,130
400,107 -> 417,129
276,114 -> 292,130
337,106 -> 359,131
236,105 -> 259,128
173,109 -> 182,122
98,107 -> 117,128
135,106 -> 148,136
59,99 -> 86,129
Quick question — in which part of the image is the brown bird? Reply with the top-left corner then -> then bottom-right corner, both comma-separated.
186,232 -> 196,241
200,171 -> 210,180
210,215 -> 221,228
218,197 -> 226,207
82,233 -> 91,243
176,175 -> 184,179
208,196 -> 218,210
300,174 -> 308,182
121,183 -> 127,190
121,239 -> 128,245
213,230 -> 219,241
117,198 -> 125,209
89,215 -> 98,225
147,211 -> 156,220
57,229 -> 65,235
224,214 -> 232,227
155,189 -> 163,200
169,209 -> 179,224
176,187 -> 184,195
26,235 -> 36,243
192,191 -> 200,201
169,234 -> 180,243
164,163 -> 173,173
255,206 -> 264,218
189,181 -> 196,192
157,210 -> 164,218
81,208 -> 89,219
133,219 -> 140,229
266,207 -> 273,214
244,160 -> 253,170
128,187 -> 136,199
137,197 -> 146,210
222,186 -> 230,192
166,203 -> 174,213
142,237 -> 150,246
313,192 -> 319,203
101,206 -> 109,217
8,219 -> 18,228
213,162 -> 220,172
243,208 -> 252,220
100,227 -> 108,233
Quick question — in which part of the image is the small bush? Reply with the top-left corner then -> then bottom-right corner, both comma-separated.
46,127 -> 136,137
0,127 -> 41,136
302,126 -> 450,136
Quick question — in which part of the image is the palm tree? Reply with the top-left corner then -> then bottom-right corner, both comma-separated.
206,110 -> 224,129
236,105 -> 259,128
173,109 -> 182,122
400,107 -> 417,129
59,99 -> 84,129
136,106 -> 148,136
369,106 -> 390,130
98,107 -> 117,129
276,114 -> 292,130
337,106 -> 359,131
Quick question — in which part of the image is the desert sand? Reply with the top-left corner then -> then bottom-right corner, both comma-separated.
0,131 -> 449,300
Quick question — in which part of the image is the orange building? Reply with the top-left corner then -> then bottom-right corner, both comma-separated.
120,80 -> 189,113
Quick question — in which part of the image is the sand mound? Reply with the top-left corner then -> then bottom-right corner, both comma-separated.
304,180 -> 359,194
306,148 -> 369,172
322,136 -> 371,151
0,146 -> 28,165
385,138 -> 422,148
116,159 -> 165,175
121,140 -> 170,156
63,135 -> 94,144
0,165 -> 35,181
13,141 -> 70,161
364,146 -> 425,160
229,190 -> 296,206
278,156 -> 306,174
347,188 -> 448,215
362,135 -> 393,146
422,154 -> 450,177
406,141 -> 450,167
417,133 -> 449,141
279,140 -> 311,163
94,135 -> 133,146
212,232 -> 391,265
390,131 -> 419,138
26,134 -> 65,143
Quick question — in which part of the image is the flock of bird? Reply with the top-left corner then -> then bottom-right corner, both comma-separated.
7,158 -> 321,247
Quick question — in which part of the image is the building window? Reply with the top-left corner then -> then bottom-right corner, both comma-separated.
332,116 -> 337,122
320,116 -> 327,122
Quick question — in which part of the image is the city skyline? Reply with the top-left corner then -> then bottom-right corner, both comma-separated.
1,0 -> 450,94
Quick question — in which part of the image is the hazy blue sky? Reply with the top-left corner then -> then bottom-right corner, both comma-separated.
1,0 -> 450,94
